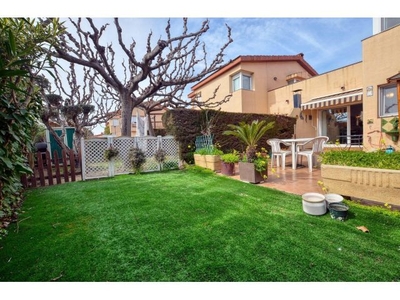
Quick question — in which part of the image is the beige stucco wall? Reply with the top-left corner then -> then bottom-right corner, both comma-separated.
190,25 -> 400,149
192,60 -> 312,114
362,24 -> 400,151
268,63 -> 363,139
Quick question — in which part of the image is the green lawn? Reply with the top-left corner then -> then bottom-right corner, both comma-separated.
1,167 -> 400,282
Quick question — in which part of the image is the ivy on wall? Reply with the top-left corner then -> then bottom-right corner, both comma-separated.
162,108 -> 296,163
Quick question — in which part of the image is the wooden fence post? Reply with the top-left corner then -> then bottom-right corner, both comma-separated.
36,152 -> 46,187
62,150 -> 69,183
46,151 -> 53,186
69,149 -> 76,182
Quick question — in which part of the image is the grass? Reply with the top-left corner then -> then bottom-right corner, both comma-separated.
1,166 -> 400,282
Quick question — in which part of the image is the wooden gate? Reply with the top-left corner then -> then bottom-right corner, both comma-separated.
21,149 -> 81,188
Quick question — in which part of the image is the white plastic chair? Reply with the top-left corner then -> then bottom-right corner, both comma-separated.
267,139 -> 292,169
296,136 -> 329,172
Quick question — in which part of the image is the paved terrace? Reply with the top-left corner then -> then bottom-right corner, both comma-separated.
228,157 -> 323,196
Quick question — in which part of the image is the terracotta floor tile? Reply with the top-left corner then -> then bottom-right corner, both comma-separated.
227,157 -> 323,196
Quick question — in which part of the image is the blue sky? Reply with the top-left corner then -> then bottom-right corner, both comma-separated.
3,1 -> 383,77
3,1 -> 389,135
68,17 -> 373,80
3,2 -> 385,82
66,17 -> 374,134
184,18 -> 372,75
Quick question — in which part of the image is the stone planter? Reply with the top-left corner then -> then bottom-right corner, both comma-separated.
194,154 -> 221,172
321,164 -> 400,207
221,162 -> 235,176
194,154 -> 207,168
238,162 -> 267,184
205,154 -> 221,172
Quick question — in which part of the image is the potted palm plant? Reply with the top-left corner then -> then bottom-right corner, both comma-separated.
223,120 -> 275,183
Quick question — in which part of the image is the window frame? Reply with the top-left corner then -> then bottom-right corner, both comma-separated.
231,72 -> 252,92
379,84 -> 398,117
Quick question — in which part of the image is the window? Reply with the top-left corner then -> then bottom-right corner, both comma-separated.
232,72 -> 252,92
381,18 -> 400,31
195,92 -> 202,102
379,85 -> 398,117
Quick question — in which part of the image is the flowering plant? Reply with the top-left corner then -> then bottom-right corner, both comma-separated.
252,147 -> 270,173
154,148 -> 167,163
104,145 -> 119,160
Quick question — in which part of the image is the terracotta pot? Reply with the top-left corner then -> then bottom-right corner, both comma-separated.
221,162 -> 235,176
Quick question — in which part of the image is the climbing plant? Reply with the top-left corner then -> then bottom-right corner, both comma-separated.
0,18 -> 63,237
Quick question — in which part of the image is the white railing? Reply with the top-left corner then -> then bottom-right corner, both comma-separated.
81,136 -> 180,180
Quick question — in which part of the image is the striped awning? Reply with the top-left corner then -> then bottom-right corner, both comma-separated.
301,88 -> 363,110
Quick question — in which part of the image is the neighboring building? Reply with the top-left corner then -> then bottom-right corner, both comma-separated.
188,53 -> 318,115
189,23 -> 400,151
106,106 -> 166,137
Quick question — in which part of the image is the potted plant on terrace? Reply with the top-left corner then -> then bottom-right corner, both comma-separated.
223,120 -> 275,183
193,146 -> 223,172
220,151 -> 239,176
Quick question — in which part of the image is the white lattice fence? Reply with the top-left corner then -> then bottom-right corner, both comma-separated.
161,135 -> 180,170
81,136 -> 180,180
114,137 -> 137,174
81,138 -> 110,180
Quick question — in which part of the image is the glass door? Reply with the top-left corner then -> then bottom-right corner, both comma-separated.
319,104 -> 363,146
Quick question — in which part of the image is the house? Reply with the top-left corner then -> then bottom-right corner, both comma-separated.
188,53 -> 318,115
106,105 -> 167,137
188,21 -> 400,152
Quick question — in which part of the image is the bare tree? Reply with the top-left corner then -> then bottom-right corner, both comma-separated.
139,85 -> 232,136
51,62 -> 120,149
35,75 -> 73,155
51,18 -> 233,136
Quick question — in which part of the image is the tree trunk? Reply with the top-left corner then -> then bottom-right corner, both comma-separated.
147,113 -> 155,136
120,92 -> 133,137
42,122 -> 72,156
73,128 -> 84,159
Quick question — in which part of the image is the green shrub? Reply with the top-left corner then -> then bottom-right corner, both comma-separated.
320,150 -> 400,170
220,152 -> 239,163
104,146 -> 119,160
194,147 -> 223,155
128,148 -> 146,174
154,149 -> 167,164
162,108 -> 296,162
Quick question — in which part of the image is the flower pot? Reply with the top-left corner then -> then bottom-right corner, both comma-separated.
325,193 -> 343,210
221,162 -> 235,176
302,193 -> 326,216
328,202 -> 349,221
35,142 -> 47,153
238,162 -> 267,184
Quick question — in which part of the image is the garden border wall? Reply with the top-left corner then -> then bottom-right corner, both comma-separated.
321,164 -> 400,206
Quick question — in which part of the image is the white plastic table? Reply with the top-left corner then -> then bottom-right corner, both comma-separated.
280,138 -> 313,169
